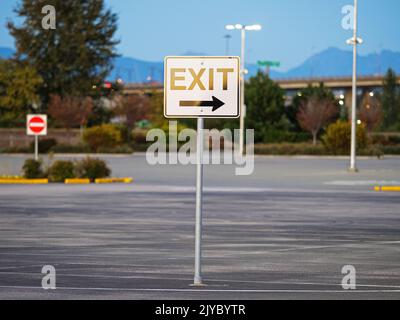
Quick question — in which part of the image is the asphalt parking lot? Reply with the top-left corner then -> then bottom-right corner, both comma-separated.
0,155 -> 399,299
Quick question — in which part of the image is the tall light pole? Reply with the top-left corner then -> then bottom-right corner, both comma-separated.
225,24 -> 262,155
347,0 -> 363,172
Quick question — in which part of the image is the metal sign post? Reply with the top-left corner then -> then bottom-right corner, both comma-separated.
34,135 -> 39,161
27,114 -> 47,161
194,117 -> 204,285
164,56 -> 240,286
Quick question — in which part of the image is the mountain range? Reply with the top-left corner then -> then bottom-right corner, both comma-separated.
1,46 -> 399,83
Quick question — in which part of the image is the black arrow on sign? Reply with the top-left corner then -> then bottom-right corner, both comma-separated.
179,96 -> 225,112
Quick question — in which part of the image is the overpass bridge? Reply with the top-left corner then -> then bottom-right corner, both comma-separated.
122,74 -> 399,107
275,74 -> 398,107
276,75 -> 389,90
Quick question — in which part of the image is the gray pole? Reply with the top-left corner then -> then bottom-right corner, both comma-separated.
349,0 -> 358,172
239,28 -> 246,156
193,117 -> 204,285
34,135 -> 39,161
224,34 -> 231,56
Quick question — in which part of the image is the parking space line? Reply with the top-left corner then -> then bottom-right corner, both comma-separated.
271,240 -> 400,252
0,264 -> 51,271
0,285 -> 399,293
1,239 -> 399,258
1,272 -> 399,290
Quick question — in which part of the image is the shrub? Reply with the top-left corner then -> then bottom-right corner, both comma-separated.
370,134 -> 390,146
262,129 -> 311,143
22,159 -> 44,179
0,146 -> 30,153
132,142 -> 152,152
83,124 -> 122,152
322,120 -> 368,155
388,135 -> 400,145
74,157 -> 111,181
29,138 -> 57,153
48,160 -> 75,182
97,144 -> 133,154
359,146 -> 384,158
381,145 -> 400,155
50,143 -> 90,153
370,133 -> 400,146
254,143 -> 326,155
132,130 -> 148,145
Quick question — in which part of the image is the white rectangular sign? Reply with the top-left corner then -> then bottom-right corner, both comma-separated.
27,114 -> 47,136
164,56 -> 240,118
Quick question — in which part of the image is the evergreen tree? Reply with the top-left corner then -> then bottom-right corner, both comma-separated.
381,68 -> 400,130
8,0 -> 119,105
0,59 -> 42,126
245,71 -> 288,143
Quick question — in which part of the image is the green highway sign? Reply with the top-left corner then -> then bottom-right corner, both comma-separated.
257,60 -> 281,67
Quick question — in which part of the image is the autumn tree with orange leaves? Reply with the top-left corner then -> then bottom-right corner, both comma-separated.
48,95 -> 93,141
297,97 -> 338,145
115,94 -> 150,142
359,94 -> 382,132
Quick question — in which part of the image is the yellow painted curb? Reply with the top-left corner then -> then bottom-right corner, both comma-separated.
375,186 -> 400,192
64,179 -> 91,184
0,179 -> 48,184
0,176 -> 23,180
95,177 -> 133,184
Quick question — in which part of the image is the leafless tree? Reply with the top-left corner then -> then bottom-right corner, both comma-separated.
297,96 -> 338,145
359,94 -> 382,132
48,95 -> 93,141
115,94 -> 150,142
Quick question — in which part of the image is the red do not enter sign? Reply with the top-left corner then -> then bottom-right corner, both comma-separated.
27,114 -> 47,136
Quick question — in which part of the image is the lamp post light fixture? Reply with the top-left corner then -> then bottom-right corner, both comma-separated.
225,23 -> 262,155
346,0 -> 363,172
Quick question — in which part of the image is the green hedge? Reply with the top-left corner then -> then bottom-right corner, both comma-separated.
265,131 -> 311,143
50,144 -> 90,153
254,143 -> 385,157
0,146 -> 31,153
29,138 -> 57,153
96,144 -> 133,154
370,133 -> 400,146
380,145 -> 400,155
254,143 -> 326,155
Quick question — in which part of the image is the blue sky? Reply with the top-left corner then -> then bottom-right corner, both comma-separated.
1,0 -> 399,71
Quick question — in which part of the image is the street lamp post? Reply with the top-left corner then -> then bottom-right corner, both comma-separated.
240,27 -> 246,156
225,24 -> 262,155
347,0 -> 363,172
224,34 -> 232,56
